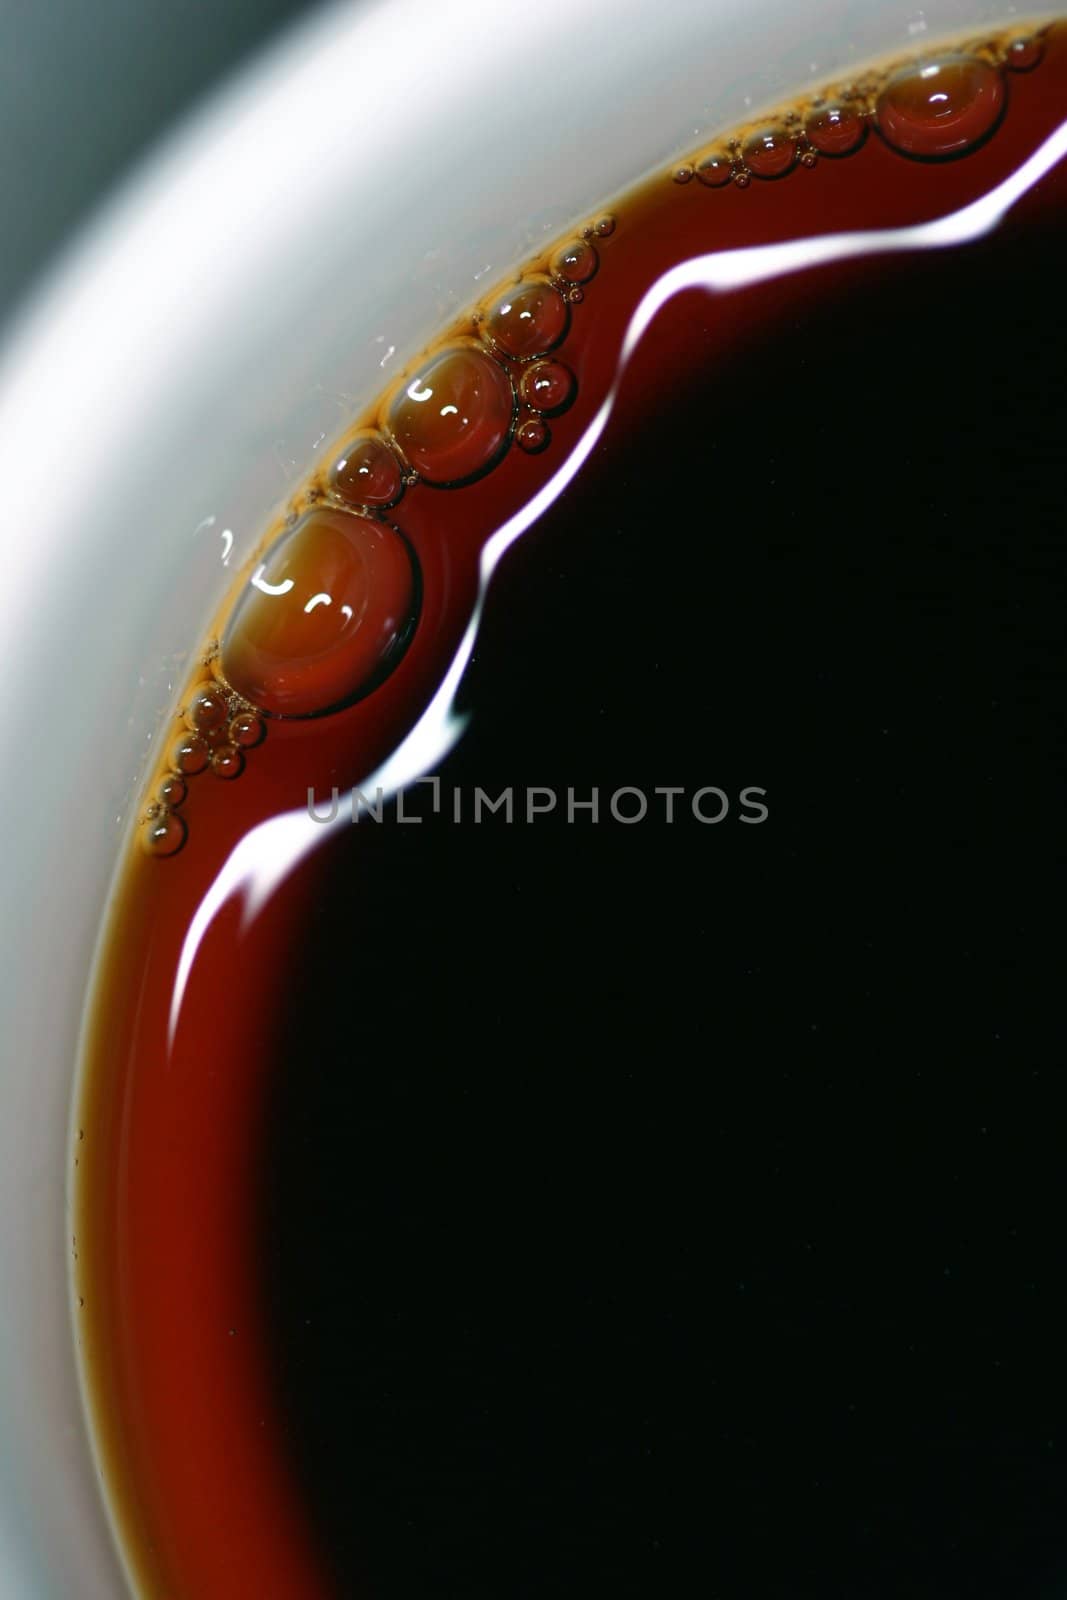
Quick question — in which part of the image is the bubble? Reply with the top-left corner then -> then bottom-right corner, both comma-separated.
386,345 -> 515,486
875,55 -> 1005,159
210,744 -> 245,781
805,103 -> 867,156
673,165 -> 695,185
1006,37 -> 1043,72
567,287 -> 584,304
517,418 -> 549,453
552,239 -> 598,284
229,711 -> 266,748
221,507 -> 419,718
484,278 -> 569,360
158,773 -> 187,808
185,684 -> 230,733
142,810 -> 187,857
519,359 -> 575,415
695,151 -> 734,187
733,171 -> 751,189
172,734 -> 209,776
594,214 -> 616,237
330,432 -> 404,509
742,127 -> 798,179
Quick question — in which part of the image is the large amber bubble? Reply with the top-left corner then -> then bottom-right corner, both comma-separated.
221,508 -> 419,718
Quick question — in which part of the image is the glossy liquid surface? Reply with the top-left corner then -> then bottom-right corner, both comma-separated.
77,24 -> 1067,1599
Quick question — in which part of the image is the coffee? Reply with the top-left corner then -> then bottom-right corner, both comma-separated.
76,22 -> 1067,1597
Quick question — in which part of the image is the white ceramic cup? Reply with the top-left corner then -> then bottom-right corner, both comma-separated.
0,0 -> 1052,1592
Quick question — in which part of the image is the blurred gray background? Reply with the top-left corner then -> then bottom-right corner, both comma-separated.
0,0 -> 330,323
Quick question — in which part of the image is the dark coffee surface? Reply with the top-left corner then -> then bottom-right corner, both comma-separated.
261,120 -> 1067,1600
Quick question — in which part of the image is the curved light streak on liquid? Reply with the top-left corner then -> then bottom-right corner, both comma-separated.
168,116 -> 1067,1048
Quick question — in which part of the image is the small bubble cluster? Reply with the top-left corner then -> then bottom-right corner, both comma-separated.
300,213 -> 613,508
148,22 -> 1046,864
141,681 -> 267,856
142,200 -> 626,857
674,26 -> 1047,188
487,233 -> 600,452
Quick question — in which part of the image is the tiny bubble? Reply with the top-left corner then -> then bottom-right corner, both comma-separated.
172,734 -> 209,776
229,712 -> 265,750
211,744 -> 245,781
552,239 -> 598,283
517,418 -> 550,454
142,810 -> 187,858
1007,36 -> 1044,71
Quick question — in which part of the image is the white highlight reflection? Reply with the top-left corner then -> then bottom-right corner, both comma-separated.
168,119 -> 1067,1047
250,564 -> 294,596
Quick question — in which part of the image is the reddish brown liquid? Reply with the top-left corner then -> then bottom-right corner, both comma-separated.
77,25 -> 1067,1599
